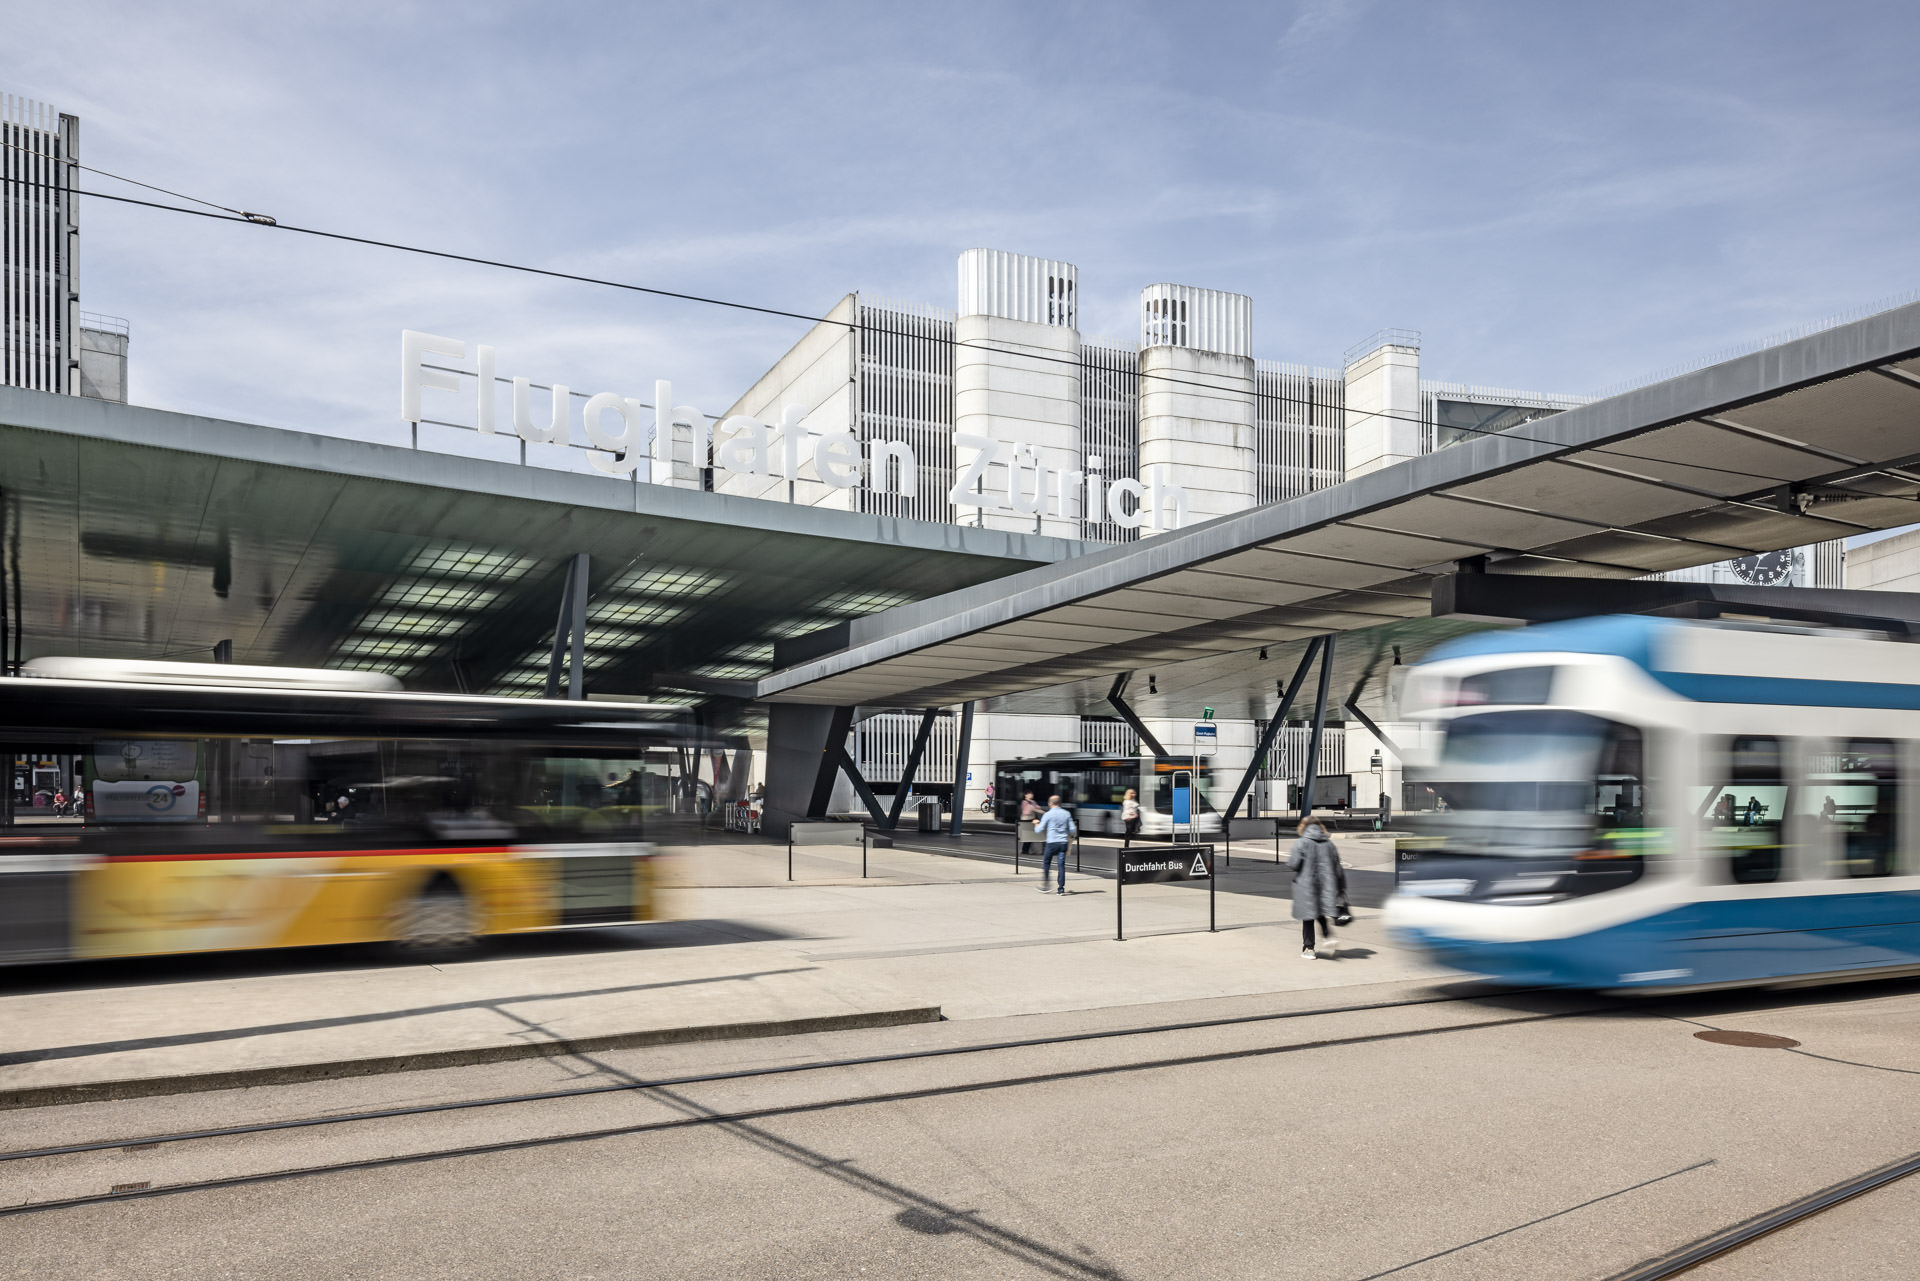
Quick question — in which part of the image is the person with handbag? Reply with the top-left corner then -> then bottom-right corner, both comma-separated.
1120,788 -> 1142,845
1018,791 -> 1042,862
1289,813 -> 1346,959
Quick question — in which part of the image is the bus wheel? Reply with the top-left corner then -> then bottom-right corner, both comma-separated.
394,878 -> 475,957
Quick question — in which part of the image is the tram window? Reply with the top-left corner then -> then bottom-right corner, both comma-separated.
1457,666 -> 1557,707
1593,724 -> 1644,830
1701,736 -> 1792,885
1808,739 -> 1898,879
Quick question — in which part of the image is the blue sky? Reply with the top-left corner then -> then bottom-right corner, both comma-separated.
8,1 -> 1919,450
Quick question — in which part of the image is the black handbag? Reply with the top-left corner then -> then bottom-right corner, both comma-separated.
1333,862 -> 1354,927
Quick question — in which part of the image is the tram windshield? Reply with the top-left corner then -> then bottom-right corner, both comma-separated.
1414,711 -> 1644,857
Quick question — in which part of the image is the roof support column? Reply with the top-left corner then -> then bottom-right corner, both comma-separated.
884,707 -> 940,830
949,700 -> 975,836
545,553 -> 589,700
1226,636 -> 1323,820
834,742 -> 890,828
806,706 -> 857,818
1107,672 -> 1168,758
1342,684 -> 1402,762
1300,634 -> 1336,818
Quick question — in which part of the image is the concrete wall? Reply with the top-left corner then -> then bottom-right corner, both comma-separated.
1843,530 -> 1920,593
77,327 -> 127,404
952,314 -> 1083,538
1343,341 -> 1421,479
716,294 -> 858,511
1137,345 -> 1256,530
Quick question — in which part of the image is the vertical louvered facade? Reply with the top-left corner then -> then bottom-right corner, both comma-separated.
2,95 -> 77,395
855,300 -> 956,524
1254,362 -> 1345,504
1079,342 -> 1140,543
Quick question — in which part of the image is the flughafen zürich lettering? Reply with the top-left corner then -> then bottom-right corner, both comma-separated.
401,330 -> 1191,531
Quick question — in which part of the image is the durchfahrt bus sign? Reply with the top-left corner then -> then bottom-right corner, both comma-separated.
1115,844 -> 1216,941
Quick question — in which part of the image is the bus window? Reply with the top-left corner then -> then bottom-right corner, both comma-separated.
1808,740 -> 1897,879
1702,737 -> 1792,885
85,740 -> 205,824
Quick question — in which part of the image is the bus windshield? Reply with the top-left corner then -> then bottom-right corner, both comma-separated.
1413,711 -> 1644,857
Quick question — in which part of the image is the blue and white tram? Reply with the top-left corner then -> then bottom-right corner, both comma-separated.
1384,615 -> 1920,992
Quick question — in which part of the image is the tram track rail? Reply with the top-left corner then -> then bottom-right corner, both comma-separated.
0,988 -> 1590,1217
1606,1148 -> 1920,1280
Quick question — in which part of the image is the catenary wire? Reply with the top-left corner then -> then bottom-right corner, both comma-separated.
0,139 -> 277,224
7,170 -> 1920,527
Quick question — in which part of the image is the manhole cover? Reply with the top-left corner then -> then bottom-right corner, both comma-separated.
1694,1029 -> 1801,1049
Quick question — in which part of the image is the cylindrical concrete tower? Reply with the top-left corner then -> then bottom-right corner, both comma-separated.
954,249 -> 1083,538
1137,284 -> 1256,531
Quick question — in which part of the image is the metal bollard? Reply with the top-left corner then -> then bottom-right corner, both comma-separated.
787,839 -> 793,881
862,830 -> 868,879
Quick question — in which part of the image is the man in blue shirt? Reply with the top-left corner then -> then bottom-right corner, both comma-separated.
1034,794 -> 1076,895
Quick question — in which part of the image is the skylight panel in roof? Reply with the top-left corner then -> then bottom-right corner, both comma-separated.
326,655 -> 421,677
381,581 -> 502,612
760,616 -> 836,638
336,636 -> 443,659
591,600 -> 688,628
405,541 -> 539,581
583,626 -> 650,651
689,662 -> 769,679
354,609 -> 460,637
609,566 -> 726,597
810,588 -> 917,616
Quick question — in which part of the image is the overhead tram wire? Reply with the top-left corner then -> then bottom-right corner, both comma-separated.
0,166 -> 1782,442
5,165 -> 1907,461
0,138 -> 277,224
9,166 -> 1920,525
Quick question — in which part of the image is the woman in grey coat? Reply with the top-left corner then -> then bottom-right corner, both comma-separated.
1289,815 -> 1343,958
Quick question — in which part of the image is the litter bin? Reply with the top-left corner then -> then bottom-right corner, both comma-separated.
917,796 -> 942,832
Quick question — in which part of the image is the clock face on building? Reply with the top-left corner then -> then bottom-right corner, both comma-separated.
1731,551 -> 1794,586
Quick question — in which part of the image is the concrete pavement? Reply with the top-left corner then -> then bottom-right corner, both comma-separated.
0,834 -> 1443,1105
8,973 -> 1920,1276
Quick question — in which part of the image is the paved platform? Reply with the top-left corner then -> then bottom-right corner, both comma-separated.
0,835 -> 1442,1106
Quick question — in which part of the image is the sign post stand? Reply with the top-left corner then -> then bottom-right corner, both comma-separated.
1116,844 -> 1215,941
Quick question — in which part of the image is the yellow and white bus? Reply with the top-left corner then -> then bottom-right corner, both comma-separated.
0,659 -> 705,964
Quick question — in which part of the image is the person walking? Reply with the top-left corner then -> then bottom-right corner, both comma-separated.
1120,788 -> 1142,845
1018,791 -> 1042,862
1035,794 -> 1076,894
1377,791 -> 1393,832
1289,813 -> 1344,958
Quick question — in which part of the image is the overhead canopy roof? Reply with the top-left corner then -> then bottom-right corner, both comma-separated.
0,387 -> 1085,718
758,301 -> 1920,711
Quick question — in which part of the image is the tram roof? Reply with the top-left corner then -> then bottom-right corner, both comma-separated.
0,386 -> 1087,723
1423,613 -> 1920,712
758,299 -> 1920,719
